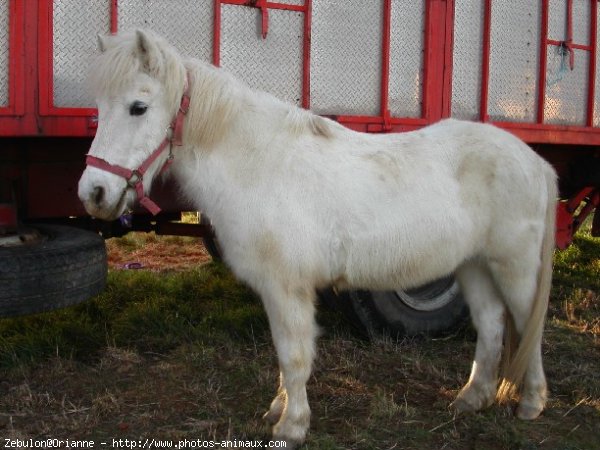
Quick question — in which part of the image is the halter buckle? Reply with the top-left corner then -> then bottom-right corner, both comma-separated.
127,170 -> 143,187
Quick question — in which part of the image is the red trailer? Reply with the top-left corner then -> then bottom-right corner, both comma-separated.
1,0 -> 599,333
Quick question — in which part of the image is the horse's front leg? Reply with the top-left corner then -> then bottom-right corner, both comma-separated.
259,283 -> 317,448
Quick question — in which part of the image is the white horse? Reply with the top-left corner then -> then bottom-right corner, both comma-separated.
78,29 -> 557,447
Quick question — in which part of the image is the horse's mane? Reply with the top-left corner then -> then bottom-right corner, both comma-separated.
90,29 -> 331,148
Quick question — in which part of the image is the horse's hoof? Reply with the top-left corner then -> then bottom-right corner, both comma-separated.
449,397 -> 479,414
516,404 -> 543,420
273,419 -> 308,449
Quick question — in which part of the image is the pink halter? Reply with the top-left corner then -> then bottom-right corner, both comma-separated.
85,73 -> 191,216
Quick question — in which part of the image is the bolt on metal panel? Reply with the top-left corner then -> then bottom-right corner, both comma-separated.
388,0 -> 425,118
451,0 -> 484,121
220,5 -> 303,106
118,0 -> 213,63
0,0 -> 9,107
310,0 -> 383,116
52,0 -> 110,108
488,1 -> 541,123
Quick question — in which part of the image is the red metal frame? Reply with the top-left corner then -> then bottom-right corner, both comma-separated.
0,0 -> 25,117
479,0 -> 492,123
556,187 -> 600,249
2,0 -> 599,144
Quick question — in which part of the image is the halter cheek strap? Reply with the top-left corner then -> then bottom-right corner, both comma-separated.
85,73 -> 191,216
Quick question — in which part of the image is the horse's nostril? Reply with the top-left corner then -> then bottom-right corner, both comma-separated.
92,186 -> 105,206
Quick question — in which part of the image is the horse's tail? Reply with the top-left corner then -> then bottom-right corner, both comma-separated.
496,165 -> 557,403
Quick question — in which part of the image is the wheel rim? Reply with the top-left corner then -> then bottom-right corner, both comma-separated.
394,276 -> 459,312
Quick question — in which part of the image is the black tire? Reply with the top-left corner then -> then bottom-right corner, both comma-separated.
0,224 -> 107,317
323,277 -> 468,337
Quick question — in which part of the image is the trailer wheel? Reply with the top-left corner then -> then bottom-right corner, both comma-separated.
0,224 -> 107,317
323,277 -> 468,337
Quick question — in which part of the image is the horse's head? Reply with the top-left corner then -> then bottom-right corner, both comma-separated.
78,29 -> 187,220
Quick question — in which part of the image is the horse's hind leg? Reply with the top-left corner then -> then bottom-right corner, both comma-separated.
490,257 -> 547,420
451,260 -> 505,413
259,282 -> 317,447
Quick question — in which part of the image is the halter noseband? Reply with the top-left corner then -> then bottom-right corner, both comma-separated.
85,73 -> 191,216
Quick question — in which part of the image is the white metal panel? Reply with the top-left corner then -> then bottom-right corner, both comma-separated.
573,0 -> 591,45
547,0 -> 590,125
388,0 -> 425,118
275,0 -> 304,5
0,0 -> 8,107
118,0 -> 213,62
52,0 -> 110,107
220,5 -> 303,106
451,0 -> 484,120
545,48 -> 589,125
549,0 -> 568,42
488,1 -> 541,122
310,0 -> 382,115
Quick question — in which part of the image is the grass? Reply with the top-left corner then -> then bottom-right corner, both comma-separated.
1,222 -> 599,449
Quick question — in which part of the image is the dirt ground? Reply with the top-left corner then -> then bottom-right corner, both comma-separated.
105,234 -> 212,272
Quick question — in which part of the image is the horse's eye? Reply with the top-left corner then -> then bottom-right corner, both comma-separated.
129,101 -> 148,116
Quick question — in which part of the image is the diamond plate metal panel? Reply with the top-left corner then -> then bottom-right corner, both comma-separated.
0,0 -> 10,107
548,0 -> 568,42
451,0 -> 484,120
274,0 -> 304,5
53,0 -> 110,107
488,1 -> 541,122
545,48 -> 589,125
388,0 -> 424,118
572,0 -> 591,46
310,0 -> 382,115
220,5 -> 302,106
118,0 -> 213,62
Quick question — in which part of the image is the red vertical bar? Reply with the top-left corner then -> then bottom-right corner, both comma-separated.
213,0 -> 221,66
9,0 -> 25,115
422,0 -> 432,121
566,0 -> 573,43
38,0 -> 54,115
301,0 -> 311,109
380,0 -> 392,129
441,0 -> 455,118
423,0 -> 446,122
110,0 -> 118,34
479,0 -> 492,122
537,0 -> 549,124
586,0 -> 597,127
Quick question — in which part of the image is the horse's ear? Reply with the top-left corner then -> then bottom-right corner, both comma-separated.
135,29 -> 161,74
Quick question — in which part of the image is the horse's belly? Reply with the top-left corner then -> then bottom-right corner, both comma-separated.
341,219 -> 477,291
